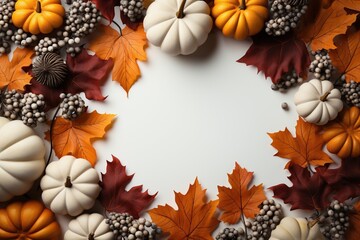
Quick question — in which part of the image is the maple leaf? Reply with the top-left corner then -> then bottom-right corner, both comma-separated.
217,163 -> 266,224
149,179 -> 219,240
298,2 -> 357,51
329,30 -> 360,82
88,24 -> 147,93
269,164 -> 332,210
346,201 -> 360,240
268,118 -> 333,168
26,50 -> 113,109
90,0 -> 119,22
99,156 -> 156,218
0,48 -> 33,91
45,110 -> 115,166
238,33 -> 310,83
336,0 -> 360,12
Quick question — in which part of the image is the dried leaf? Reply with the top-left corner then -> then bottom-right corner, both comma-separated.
45,111 -> 115,166
0,48 -> 33,91
238,33 -> 310,83
217,163 -> 266,224
298,2 -> 357,51
329,30 -> 360,82
90,0 -> 118,22
149,179 -> 219,240
336,0 -> 360,12
99,156 -> 157,218
88,24 -> 147,93
268,118 -> 333,168
346,201 -> 360,240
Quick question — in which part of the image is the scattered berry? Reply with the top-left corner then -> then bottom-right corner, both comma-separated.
281,102 -> 289,110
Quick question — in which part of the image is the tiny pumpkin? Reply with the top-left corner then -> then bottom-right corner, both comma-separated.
0,200 -> 62,240
144,0 -> 213,55
323,107 -> 360,158
294,79 -> 343,125
12,0 -> 65,35
212,0 -> 269,40
40,155 -> 101,216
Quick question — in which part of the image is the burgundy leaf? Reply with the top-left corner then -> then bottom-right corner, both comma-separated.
120,11 -> 140,30
90,0 -> 119,22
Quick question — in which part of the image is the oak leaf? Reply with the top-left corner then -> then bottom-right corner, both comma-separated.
45,110 -> 115,166
268,118 -> 333,168
90,0 -> 118,22
238,33 -> 310,83
0,48 -> 33,91
88,24 -> 147,93
217,163 -> 266,224
149,179 -> 219,240
329,30 -> 360,82
346,201 -> 360,240
99,156 -> 157,218
298,2 -> 357,51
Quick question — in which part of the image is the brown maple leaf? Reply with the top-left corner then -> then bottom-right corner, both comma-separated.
329,30 -> 360,82
45,110 -> 115,166
149,179 -> 219,240
268,118 -> 333,168
217,163 -> 266,224
0,48 -> 33,91
346,201 -> 360,240
298,2 -> 357,51
88,24 -> 147,93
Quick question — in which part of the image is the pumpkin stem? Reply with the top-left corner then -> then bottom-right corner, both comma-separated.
320,91 -> 331,101
88,233 -> 95,240
36,0 -> 42,13
65,176 -> 72,188
239,0 -> 247,10
176,0 -> 187,18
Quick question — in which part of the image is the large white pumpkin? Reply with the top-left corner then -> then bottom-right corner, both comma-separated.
40,155 -> 101,216
270,217 -> 325,240
144,0 -> 213,55
0,117 -> 45,202
64,213 -> 113,240
294,79 -> 343,125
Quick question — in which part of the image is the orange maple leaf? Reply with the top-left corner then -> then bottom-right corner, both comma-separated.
346,201 -> 360,240
329,30 -> 360,82
299,2 -> 357,51
88,24 -> 147,93
0,48 -> 33,91
45,111 -> 115,166
217,163 -> 266,224
268,118 -> 333,168
337,0 -> 360,11
148,178 -> 219,240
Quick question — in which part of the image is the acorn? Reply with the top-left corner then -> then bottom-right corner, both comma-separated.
32,53 -> 68,88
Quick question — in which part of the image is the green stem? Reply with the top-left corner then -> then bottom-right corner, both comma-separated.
176,0 -> 187,18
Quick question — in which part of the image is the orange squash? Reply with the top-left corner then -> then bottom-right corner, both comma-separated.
12,0 -> 65,35
323,107 -> 360,158
212,0 -> 269,40
0,200 -> 61,240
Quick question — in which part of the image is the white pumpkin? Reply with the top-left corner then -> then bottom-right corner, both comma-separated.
40,155 -> 101,216
294,79 -> 343,125
64,213 -> 113,240
0,117 -> 45,202
270,217 -> 325,240
144,0 -> 213,55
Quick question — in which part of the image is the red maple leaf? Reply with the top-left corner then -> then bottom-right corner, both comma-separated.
238,33 -> 311,83
270,164 -> 332,210
90,0 -> 119,22
99,156 -> 157,218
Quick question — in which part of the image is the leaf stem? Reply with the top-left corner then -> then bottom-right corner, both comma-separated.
241,212 -> 248,238
46,105 -> 61,167
177,0 -> 187,18
112,20 -> 123,36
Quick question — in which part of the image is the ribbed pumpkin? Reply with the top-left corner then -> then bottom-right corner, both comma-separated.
0,200 -> 62,240
323,107 -> 360,158
212,0 -> 269,40
12,0 -> 65,35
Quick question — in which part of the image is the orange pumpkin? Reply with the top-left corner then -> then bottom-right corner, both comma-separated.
212,0 -> 269,40
0,200 -> 61,240
12,0 -> 65,35
323,107 -> 360,158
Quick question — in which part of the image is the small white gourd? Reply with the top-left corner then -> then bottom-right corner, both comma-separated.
64,213 -> 113,240
40,155 -> 101,216
0,117 -> 45,202
294,79 -> 343,125
270,217 -> 325,240
144,0 -> 213,55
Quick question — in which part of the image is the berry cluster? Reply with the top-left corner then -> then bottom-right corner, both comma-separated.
0,0 -> 15,54
11,28 -> 37,47
309,50 -> 333,80
216,227 -> 244,240
106,212 -> 162,240
120,0 -> 146,22
271,70 -> 304,92
319,200 -> 351,240
20,93 -> 46,127
341,79 -> 360,107
35,37 -> 65,56
0,89 -> 23,120
59,93 -> 86,119
265,0 -> 307,36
